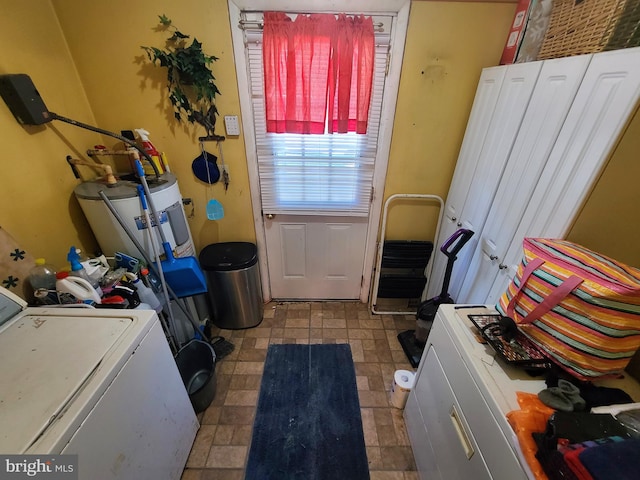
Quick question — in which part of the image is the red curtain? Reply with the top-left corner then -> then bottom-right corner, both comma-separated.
263,12 -> 374,135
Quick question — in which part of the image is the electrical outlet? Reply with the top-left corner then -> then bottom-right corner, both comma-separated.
224,115 -> 240,136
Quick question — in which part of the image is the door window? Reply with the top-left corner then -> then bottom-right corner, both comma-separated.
243,13 -> 390,217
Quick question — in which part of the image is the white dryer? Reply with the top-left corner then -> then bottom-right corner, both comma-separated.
0,287 -> 199,479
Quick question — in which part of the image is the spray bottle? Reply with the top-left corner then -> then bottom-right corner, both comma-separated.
67,246 -> 103,297
131,273 -> 163,314
135,129 -> 164,175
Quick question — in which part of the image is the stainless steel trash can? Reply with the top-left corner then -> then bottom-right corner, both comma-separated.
199,242 -> 263,329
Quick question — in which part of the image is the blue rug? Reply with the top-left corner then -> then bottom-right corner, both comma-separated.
245,344 -> 369,480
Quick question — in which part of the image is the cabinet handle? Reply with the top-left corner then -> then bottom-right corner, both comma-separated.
457,222 -> 462,227
489,255 -> 498,261
499,263 -> 508,270
450,404 -> 475,459
451,217 -> 457,222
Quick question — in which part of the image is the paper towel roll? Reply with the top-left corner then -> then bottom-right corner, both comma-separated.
390,369 -> 415,409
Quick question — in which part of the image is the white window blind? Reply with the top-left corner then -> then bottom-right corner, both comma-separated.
244,14 -> 391,217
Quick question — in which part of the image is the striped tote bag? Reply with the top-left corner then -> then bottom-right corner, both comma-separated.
496,238 -> 640,380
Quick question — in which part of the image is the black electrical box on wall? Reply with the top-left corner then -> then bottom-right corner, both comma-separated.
0,74 -> 51,125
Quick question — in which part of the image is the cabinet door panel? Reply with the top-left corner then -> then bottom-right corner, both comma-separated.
457,55 -> 592,304
428,67 -> 506,299
439,62 -> 543,300
443,67 -> 507,225
490,47 -> 640,303
429,63 -> 542,299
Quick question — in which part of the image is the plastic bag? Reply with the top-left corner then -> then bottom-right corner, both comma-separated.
506,392 -> 555,480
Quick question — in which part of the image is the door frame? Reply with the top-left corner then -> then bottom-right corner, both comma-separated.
228,0 -> 411,302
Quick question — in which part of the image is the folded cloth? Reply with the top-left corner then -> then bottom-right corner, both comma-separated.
562,445 -> 592,480
539,380 -> 586,412
580,384 -> 633,410
539,386 -> 574,411
545,368 -> 633,410
556,436 -> 627,480
534,412 -> 632,454
537,445 -> 581,480
579,438 -> 640,480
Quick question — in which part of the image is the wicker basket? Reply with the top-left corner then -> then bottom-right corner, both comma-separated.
537,0 -> 634,59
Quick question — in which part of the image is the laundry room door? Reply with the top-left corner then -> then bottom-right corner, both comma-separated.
255,60 -> 384,299
231,5 -> 408,300
264,215 -> 368,299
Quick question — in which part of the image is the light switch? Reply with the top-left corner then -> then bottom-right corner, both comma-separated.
224,115 -> 240,136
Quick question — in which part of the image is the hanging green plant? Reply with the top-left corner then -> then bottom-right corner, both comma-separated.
141,15 -> 221,136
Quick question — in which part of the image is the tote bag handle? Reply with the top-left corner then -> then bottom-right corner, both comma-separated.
507,258 -> 584,324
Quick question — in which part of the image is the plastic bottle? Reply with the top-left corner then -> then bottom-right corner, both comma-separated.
134,302 -> 153,311
132,275 -> 162,314
67,246 -> 103,296
56,271 -> 102,304
28,259 -> 58,304
135,128 -> 164,175
140,267 -> 166,302
29,258 -> 57,290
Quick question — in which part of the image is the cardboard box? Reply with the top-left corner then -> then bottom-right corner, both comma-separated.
500,0 -> 534,65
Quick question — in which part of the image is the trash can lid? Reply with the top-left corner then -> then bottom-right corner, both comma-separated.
199,242 -> 258,271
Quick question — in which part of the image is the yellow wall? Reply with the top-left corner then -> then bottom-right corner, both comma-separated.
0,0 -> 103,267
2,0 -> 636,291
1,0 -> 517,272
383,1 -> 516,241
567,107 -> 640,267
51,0 -> 255,254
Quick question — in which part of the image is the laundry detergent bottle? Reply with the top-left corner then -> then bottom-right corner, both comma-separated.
56,271 -> 102,304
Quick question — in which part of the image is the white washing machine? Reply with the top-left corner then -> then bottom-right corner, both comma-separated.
0,287 -> 199,479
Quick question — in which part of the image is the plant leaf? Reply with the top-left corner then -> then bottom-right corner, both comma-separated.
142,16 -> 221,126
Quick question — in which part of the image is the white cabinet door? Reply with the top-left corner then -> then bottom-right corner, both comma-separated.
487,46 -> 640,304
426,67 -> 506,299
440,67 -> 507,232
457,55 -> 592,304
428,62 -> 543,300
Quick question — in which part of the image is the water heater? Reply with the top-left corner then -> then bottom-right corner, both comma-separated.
75,173 -> 195,259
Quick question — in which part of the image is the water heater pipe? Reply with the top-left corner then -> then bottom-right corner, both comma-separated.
50,112 -> 160,178
67,156 -> 117,186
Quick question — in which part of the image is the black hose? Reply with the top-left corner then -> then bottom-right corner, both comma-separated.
50,112 -> 161,178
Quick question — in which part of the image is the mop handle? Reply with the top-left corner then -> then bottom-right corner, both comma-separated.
137,185 -> 179,343
98,190 -> 210,344
135,160 -> 169,246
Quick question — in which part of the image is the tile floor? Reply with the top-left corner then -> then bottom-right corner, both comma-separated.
181,301 -> 419,480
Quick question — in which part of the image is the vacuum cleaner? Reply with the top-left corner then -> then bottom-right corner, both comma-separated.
397,228 -> 474,367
